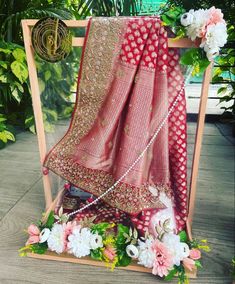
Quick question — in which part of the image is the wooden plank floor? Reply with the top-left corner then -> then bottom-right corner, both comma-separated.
0,122 -> 234,284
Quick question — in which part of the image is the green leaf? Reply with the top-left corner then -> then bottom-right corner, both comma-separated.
44,121 -> 55,133
61,106 -> 73,118
31,242 -> 48,254
25,115 -> 34,127
43,211 -> 55,229
198,57 -> 211,74
0,48 -> 12,54
29,124 -> 36,134
0,74 -> 8,83
11,61 -> 28,83
0,117 -> 7,123
10,85 -> 22,103
164,267 -> 178,281
12,48 -> 26,62
45,70 -> 51,81
90,249 -> 103,260
180,48 -> 210,75
43,108 -> 58,122
217,87 -> 228,95
4,130 -> 15,142
0,61 -> 8,69
91,223 -> 110,236
38,78 -> 46,93
0,131 -> 8,143
0,130 -> 14,143
179,230 -> 188,242
161,14 -> 175,26
180,49 -> 198,65
117,253 -> 131,267
116,224 -> 129,246
195,260 -> 203,268
14,81 -> 24,93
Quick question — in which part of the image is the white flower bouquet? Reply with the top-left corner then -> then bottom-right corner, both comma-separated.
180,7 -> 228,61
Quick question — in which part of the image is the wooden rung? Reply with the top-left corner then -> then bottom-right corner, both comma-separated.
22,19 -> 89,27
22,19 -> 198,48
72,37 -> 85,47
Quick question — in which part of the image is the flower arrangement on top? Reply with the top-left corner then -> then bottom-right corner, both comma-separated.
181,7 -> 227,60
161,5 -> 228,75
20,206 -> 210,284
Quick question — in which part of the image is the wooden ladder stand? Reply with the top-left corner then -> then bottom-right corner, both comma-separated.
21,19 -> 213,275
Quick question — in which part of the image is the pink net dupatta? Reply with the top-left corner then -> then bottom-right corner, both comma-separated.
44,17 -> 188,233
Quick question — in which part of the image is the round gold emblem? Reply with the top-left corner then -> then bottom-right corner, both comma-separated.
32,17 -> 72,62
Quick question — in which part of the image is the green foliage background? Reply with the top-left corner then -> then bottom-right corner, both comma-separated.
0,0 -> 234,148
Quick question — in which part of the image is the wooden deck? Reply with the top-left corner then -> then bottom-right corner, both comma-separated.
0,122 -> 234,284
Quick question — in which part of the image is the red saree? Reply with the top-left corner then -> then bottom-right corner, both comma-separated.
44,17 -> 188,233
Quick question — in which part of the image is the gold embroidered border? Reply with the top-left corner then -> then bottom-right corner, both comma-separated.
44,17 -> 127,162
47,155 -> 171,214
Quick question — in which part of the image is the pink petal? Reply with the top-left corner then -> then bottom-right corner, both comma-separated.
26,235 -> 40,245
183,257 -> 195,271
27,224 -> 40,236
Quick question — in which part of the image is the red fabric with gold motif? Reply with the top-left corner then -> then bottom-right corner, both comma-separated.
44,17 -> 188,233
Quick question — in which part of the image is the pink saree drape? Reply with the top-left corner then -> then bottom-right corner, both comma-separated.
44,17 -> 188,232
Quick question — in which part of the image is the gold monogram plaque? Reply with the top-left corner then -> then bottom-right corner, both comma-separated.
32,17 -> 72,62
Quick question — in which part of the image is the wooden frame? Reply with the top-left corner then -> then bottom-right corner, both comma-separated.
21,19 -> 212,275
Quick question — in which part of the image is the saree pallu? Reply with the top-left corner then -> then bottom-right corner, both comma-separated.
44,17 -> 188,233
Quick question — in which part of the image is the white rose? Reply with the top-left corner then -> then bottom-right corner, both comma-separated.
47,224 -> 65,254
39,228 -> 51,243
90,234 -> 103,250
204,23 -> 228,49
186,9 -> 209,40
180,12 -> 194,26
126,244 -> 139,259
137,238 -> 155,268
67,227 -> 92,258
163,233 -> 190,266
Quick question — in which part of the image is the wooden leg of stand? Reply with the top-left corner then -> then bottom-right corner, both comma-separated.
187,63 -> 213,235
22,20 -> 52,209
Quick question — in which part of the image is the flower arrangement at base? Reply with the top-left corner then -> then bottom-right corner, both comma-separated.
19,209 -> 210,284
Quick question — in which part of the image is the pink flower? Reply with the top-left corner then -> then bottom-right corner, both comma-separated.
199,7 -> 225,40
103,245 -> 116,261
207,7 -> 225,25
183,257 -> 196,271
27,224 -> 40,236
26,235 -> 40,245
189,248 -> 201,260
26,224 -> 40,245
63,222 -> 77,250
151,240 -> 173,277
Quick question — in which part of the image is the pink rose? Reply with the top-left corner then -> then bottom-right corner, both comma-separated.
183,257 -> 196,271
189,248 -> 201,260
207,6 -> 225,26
27,224 -> 40,236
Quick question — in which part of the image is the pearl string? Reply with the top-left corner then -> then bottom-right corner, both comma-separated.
65,68 -> 193,219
